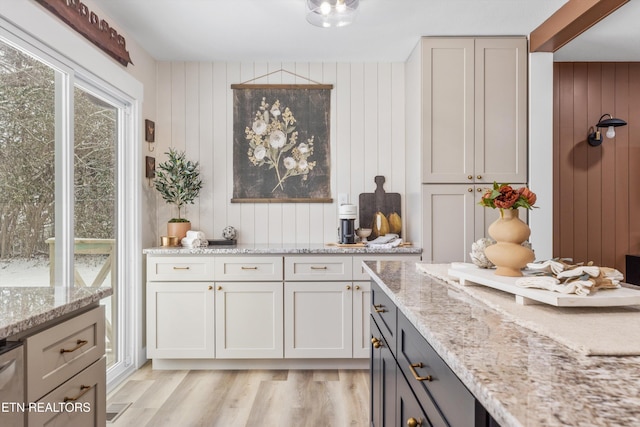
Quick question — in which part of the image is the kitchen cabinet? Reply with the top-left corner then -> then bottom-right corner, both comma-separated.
147,282 -> 215,359
421,184 -> 528,263
216,282 -> 283,359
370,280 -> 497,427
145,251 -> 421,368
421,37 -> 527,184
284,281 -> 353,358
370,315 -> 396,427
25,306 -> 106,427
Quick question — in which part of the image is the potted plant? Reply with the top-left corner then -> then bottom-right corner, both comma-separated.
154,148 -> 203,240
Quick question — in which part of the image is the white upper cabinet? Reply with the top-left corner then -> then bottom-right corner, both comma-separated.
421,37 -> 528,184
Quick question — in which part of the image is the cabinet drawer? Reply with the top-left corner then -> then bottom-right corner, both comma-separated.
26,306 -> 105,402
215,256 -> 283,281
285,256 -> 352,281
397,312 -> 476,427
28,356 -> 106,427
147,256 -> 215,281
353,255 -> 421,281
371,282 -> 397,354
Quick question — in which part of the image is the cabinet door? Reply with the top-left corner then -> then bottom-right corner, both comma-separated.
353,281 -> 371,358
284,282 -> 352,358
396,371 -> 434,427
422,38 -> 475,183
147,282 -> 215,359
422,184 -> 475,263
371,316 -> 396,427
215,282 -> 283,359
474,38 -> 527,184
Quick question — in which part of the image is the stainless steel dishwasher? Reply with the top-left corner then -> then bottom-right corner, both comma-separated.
0,340 -> 24,427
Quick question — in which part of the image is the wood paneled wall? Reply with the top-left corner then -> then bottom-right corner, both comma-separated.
553,62 -> 640,274
155,62 -> 406,245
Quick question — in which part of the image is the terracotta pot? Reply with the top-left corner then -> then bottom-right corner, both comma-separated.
484,209 -> 534,277
167,221 -> 191,241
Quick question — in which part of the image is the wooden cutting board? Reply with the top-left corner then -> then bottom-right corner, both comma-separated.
359,176 -> 401,236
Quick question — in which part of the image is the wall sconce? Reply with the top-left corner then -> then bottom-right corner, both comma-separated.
587,114 -> 627,147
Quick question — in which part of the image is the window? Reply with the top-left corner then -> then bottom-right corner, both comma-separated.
0,20 -> 140,386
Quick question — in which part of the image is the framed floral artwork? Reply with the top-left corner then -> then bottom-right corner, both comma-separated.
230,84 -> 333,203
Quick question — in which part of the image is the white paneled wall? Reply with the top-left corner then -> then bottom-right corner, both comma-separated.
155,62 -> 406,245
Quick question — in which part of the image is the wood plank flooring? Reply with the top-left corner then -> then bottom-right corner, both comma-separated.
107,363 -> 370,427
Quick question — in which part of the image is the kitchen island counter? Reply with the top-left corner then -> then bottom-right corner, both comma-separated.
0,286 -> 112,339
363,260 -> 640,427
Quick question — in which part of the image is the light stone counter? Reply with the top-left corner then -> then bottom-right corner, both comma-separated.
0,286 -> 113,339
363,260 -> 640,427
143,242 -> 422,255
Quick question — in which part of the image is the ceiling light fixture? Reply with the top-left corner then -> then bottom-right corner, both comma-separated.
306,0 -> 359,28
587,114 -> 627,146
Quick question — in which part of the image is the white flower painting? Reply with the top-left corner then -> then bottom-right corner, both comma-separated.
232,86 -> 332,202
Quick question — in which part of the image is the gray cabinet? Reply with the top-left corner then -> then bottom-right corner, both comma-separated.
370,282 -> 497,427
421,37 -> 527,185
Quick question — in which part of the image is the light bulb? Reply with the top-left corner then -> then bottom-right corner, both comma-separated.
336,0 -> 346,12
606,126 -> 616,139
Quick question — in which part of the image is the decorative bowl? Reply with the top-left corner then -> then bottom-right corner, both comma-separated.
356,228 -> 372,242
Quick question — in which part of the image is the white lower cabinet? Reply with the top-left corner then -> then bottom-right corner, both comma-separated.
352,281 -> 372,358
147,282 -> 215,359
284,281 -> 353,358
215,282 -> 283,359
145,252 -> 420,365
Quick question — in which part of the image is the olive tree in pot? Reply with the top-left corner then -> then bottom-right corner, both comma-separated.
154,148 -> 203,241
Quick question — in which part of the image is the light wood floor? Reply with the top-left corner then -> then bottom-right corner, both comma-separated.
107,363 -> 370,427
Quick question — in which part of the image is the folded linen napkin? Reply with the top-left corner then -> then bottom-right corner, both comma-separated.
181,236 -> 202,247
186,230 -> 206,240
367,239 -> 403,249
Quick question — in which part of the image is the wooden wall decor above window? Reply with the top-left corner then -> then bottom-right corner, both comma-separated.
35,0 -> 133,67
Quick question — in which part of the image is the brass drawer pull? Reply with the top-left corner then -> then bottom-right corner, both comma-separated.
241,266 -> 258,270
371,337 -> 383,349
408,362 -> 432,382
310,266 -> 328,270
373,304 -> 386,313
407,417 -> 423,427
173,266 -> 190,270
355,285 -> 360,290
60,339 -> 88,354
64,385 -> 91,402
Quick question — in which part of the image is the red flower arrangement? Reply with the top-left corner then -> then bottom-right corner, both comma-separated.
479,182 -> 537,210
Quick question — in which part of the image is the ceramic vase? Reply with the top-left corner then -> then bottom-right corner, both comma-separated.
483,209 -> 534,277
167,221 -> 191,241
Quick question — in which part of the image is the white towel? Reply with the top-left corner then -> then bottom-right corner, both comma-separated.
367,239 -> 403,249
181,237 -> 202,247
186,230 -> 206,240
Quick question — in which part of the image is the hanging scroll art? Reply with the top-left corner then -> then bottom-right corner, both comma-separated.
231,75 -> 333,203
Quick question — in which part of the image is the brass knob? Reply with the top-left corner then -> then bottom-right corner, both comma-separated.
407,417 -> 422,427
355,285 -> 360,290
477,187 -> 483,192
208,285 -> 213,290
346,285 -> 351,290
477,175 -> 482,179
217,286 -> 222,290
371,337 -> 382,348
467,175 -> 473,180
467,188 -> 472,192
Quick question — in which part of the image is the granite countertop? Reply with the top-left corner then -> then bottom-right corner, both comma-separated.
363,261 -> 640,427
0,286 -> 113,340
143,242 -> 422,255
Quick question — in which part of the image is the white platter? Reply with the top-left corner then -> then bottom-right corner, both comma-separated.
447,263 -> 640,307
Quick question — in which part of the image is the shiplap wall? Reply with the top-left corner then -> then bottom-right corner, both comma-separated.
553,63 -> 640,274
154,62 -> 406,244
